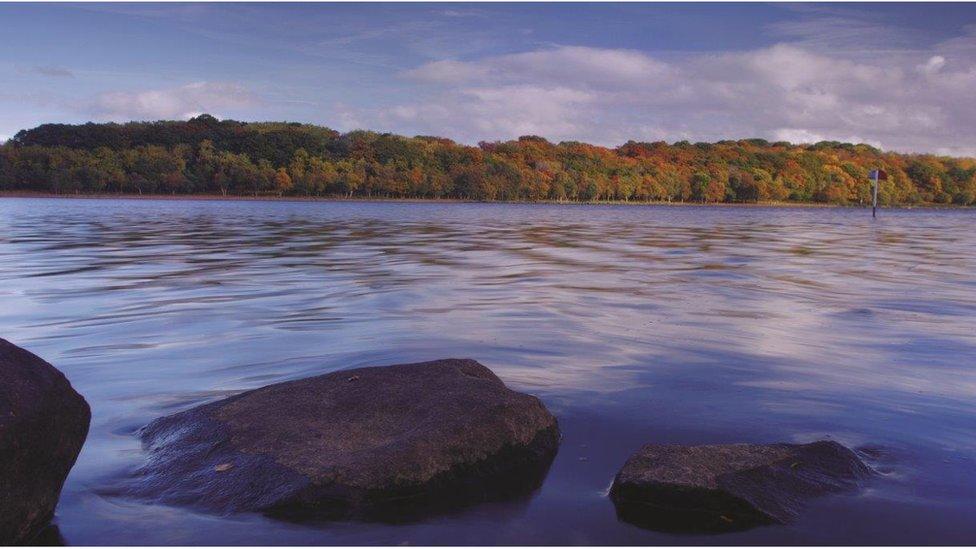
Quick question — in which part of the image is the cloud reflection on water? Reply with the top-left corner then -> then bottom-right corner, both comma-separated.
1,199 -> 975,543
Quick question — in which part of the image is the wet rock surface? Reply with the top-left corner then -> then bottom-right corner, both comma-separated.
0,338 -> 91,545
124,359 -> 559,520
610,440 -> 871,533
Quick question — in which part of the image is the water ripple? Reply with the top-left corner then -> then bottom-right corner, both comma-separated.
1,198 -> 975,544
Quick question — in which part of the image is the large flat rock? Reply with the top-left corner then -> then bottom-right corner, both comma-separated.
610,440 -> 871,532
0,338 -> 91,544
125,358 -> 559,519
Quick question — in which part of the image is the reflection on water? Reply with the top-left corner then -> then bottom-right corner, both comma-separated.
1,198 -> 975,545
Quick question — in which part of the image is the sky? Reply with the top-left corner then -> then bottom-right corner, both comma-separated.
2,2 -> 976,155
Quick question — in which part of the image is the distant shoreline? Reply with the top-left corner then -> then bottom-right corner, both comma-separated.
0,191 -> 946,209
7,116 -> 974,208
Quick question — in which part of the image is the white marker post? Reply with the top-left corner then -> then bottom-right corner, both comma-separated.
868,169 -> 887,218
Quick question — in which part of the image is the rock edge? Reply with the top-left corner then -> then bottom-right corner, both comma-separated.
609,440 -> 871,532
1,338 -> 91,544
124,358 -> 560,520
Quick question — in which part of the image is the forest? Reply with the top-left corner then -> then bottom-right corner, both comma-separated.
1,114 -> 974,205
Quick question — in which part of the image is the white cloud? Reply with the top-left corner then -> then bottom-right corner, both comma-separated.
766,8 -> 919,54
458,85 -> 593,137
405,60 -> 492,85
19,9 -> 969,157
346,35 -> 976,154
918,55 -> 946,74
368,85 -> 592,140
772,128 -> 881,149
403,46 -> 671,90
771,128 -> 826,145
91,82 -> 258,121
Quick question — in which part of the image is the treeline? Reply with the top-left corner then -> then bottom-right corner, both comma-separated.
2,114 -> 975,205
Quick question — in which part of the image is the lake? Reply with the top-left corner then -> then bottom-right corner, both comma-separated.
1,197 -> 975,545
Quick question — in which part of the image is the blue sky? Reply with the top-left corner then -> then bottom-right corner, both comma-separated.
2,3 -> 976,154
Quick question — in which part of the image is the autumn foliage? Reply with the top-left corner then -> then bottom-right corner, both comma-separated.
1,115 -> 974,205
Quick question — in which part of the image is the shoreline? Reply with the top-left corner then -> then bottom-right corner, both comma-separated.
0,191 -> 961,209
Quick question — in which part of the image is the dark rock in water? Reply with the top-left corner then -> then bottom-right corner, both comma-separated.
125,358 -> 559,520
0,338 -> 91,545
24,524 -> 66,547
610,440 -> 871,533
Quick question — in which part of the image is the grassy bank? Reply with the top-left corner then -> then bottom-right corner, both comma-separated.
0,190 -> 884,208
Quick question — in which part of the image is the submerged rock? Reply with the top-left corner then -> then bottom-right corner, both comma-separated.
125,358 -> 559,520
609,440 -> 871,533
0,338 -> 91,545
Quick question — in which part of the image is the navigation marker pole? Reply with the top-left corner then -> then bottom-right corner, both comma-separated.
869,169 -> 887,218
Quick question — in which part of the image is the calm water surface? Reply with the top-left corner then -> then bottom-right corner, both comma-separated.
1,198 -> 975,545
